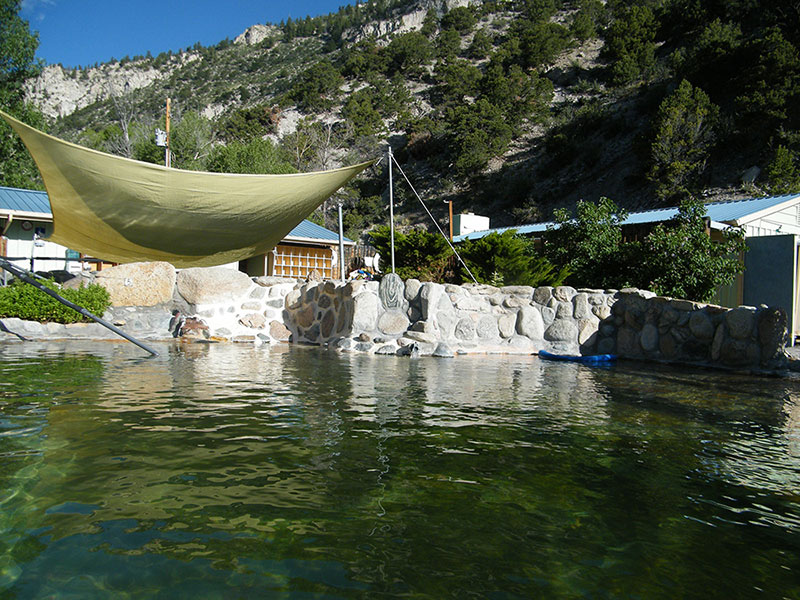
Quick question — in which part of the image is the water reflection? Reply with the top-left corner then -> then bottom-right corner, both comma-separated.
0,341 -> 798,598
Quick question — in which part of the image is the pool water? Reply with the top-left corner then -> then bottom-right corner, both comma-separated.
0,341 -> 798,599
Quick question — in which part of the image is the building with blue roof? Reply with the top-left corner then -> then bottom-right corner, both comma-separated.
454,195 -> 800,242
452,195 -> 800,343
1,185 -> 354,279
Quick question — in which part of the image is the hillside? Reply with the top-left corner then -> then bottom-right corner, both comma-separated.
19,0 -> 800,240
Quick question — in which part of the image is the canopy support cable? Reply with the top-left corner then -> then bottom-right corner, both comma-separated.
389,154 -> 479,284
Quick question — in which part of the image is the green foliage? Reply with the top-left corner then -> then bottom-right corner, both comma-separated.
543,197 -> 631,289
441,7 -> 477,33
467,30 -> 493,59
603,4 -> 657,85
341,88 -> 384,137
436,28 -> 462,61
385,32 -> 433,79
169,111 -> 213,170
650,80 -> 719,201
735,28 -> 800,129
217,104 -> 277,142
0,0 -> 45,189
542,197 -> 746,301
290,60 -> 343,111
436,59 -> 483,106
368,226 -> 454,282
637,199 -> 747,301
343,195 -> 384,240
206,137 -> 295,174
340,38 -> 387,78
516,21 -> 571,68
447,99 -> 513,175
767,145 -> 800,194
673,19 -> 743,99
458,230 -> 569,287
0,279 -> 111,324
571,0 -> 606,41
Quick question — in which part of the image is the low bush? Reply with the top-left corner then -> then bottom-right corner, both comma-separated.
0,279 -> 111,324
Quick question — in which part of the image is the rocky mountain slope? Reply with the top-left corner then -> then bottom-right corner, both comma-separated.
22,0 -> 800,237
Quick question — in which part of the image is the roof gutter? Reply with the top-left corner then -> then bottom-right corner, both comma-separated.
282,235 -> 356,246
0,208 -> 53,221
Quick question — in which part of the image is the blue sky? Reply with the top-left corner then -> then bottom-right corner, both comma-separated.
20,0 -> 355,69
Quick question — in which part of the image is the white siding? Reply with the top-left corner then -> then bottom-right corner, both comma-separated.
742,205 -> 800,236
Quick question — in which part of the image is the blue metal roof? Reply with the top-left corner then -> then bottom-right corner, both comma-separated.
0,185 -> 51,214
454,194 -> 800,242
286,219 -> 352,243
622,195 -> 800,226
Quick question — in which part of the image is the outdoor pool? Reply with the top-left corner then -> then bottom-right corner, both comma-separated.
0,341 -> 798,598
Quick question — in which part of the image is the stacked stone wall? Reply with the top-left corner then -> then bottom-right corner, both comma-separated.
0,263 -> 790,371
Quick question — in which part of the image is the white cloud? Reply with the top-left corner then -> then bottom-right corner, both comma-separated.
21,0 -> 55,21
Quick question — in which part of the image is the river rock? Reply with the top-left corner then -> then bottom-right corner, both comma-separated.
454,317 -> 476,341
352,292 -> 379,332
95,261 -> 176,307
320,309 -> 336,338
379,273 -> 405,309
689,311 -> 714,341
544,319 -> 578,342
476,315 -> 499,339
432,343 -> 455,358
177,267 -> 252,305
725,306 -> 755,339
573,293 -> 592,319
553,286 -> 577,302
378,309 -> 410,336
497,313 -> 516,338
269,320 -> 291,341
239,313 -> 266,329
640,323 -> 659,352
419,282 -> 444,320
533,286 -> 553,306
757,308 -> 788,364
516,306 -> 545,340
295,304 -> 315,328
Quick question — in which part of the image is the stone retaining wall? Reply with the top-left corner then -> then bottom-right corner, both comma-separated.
0,263 -> 791,371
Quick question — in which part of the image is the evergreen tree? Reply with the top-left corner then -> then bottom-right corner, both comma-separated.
0,0 -> 45,189
650,80 -> 719,201
458,230 -> 569,287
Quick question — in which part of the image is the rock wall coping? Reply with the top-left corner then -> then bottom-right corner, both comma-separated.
0,263 -> 791,371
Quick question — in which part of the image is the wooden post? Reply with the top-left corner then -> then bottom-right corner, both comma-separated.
448,200 -> 453,241
165,97 -> 171,168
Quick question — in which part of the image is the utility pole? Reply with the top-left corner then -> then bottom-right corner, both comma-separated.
165,97 -> 172,168
448,200 -> 453,241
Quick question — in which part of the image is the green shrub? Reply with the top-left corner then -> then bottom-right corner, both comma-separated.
0,280 -> 111,324
369,226 -> 454,282
458,230 -> 569,287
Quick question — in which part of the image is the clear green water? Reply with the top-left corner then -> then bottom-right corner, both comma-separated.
0,341 -> 798,599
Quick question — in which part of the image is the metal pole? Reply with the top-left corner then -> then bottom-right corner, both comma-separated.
0,257 -> 159,357
388,145 -> 395,273
338,202 -> 345,281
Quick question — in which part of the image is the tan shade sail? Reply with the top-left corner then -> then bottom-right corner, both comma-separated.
1,109 -> 374,267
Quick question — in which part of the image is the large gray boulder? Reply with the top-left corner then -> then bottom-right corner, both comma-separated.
94,261 -> 176,307
176,267 -> 253,305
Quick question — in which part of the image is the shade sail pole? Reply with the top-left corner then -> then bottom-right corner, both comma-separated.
388,145 -> 395,273
0,258 -> 159,357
